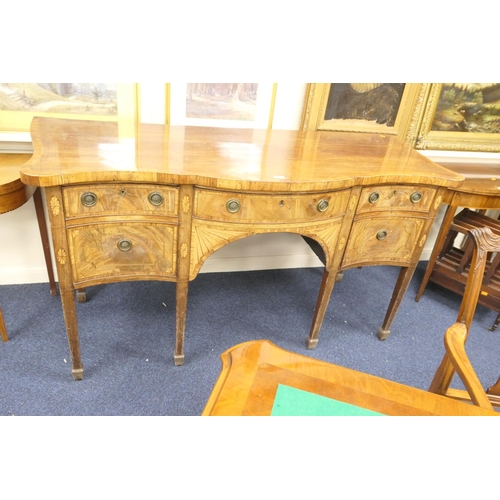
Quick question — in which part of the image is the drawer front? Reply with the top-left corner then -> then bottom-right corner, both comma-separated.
63,184 -> 178,218
194,189 -> 350,223
341,216 -> 426,267
356,185 -> 436,214
67,223 -> 177,284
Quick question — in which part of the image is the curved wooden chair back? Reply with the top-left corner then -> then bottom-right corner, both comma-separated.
429,226 -> 500,409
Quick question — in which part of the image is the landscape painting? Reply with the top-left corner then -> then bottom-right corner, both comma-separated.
431,83 -> 500,133
0,83 -> 119,116
186,83 -> 258,121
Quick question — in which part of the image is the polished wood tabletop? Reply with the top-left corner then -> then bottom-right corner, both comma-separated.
202,340 -> 498,416
440,161 -> 500,208
20,117 -> 463,190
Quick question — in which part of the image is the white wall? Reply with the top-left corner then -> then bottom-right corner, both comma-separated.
0,193 -> 51,285
1,83 -> 500,286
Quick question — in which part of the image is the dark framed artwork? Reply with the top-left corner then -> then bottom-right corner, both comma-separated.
301,83 -> 426,144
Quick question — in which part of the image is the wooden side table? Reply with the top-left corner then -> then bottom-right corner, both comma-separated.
416,162 -> 500,322
202,340 -> 498,416
0,153 -> 56,342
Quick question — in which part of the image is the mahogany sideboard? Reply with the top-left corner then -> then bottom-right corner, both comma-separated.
19,117 -> 463,379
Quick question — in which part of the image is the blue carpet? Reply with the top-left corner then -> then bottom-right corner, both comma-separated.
1,261 -> 499,415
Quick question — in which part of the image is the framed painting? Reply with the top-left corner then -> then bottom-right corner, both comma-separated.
301,83 -> 426,144
167,83 -> 277,129
0,83 -> 138,132
415,83 -> 500,152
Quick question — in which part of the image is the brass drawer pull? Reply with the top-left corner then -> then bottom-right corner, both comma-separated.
148,191 -> 164,206
376,230 -> 387,241
226,199 -> 241,213
317,199 -> 329,212
410,191 -> 422,203
117,238 -> 132,252
368,191 -> 380,204
81,192 -> 98,207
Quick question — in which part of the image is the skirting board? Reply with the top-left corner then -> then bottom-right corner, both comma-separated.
0,247 -> 435,286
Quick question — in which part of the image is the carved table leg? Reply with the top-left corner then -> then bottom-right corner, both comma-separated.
60,289 -> 84,380
0,307 -> 8,342
174,280 -> 189,366
378,265 -> 417,340
45,186 -> 84,379
174,185 -> 193,366
307,268 -> 338,349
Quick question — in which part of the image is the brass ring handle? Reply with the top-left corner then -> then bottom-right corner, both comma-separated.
376,230 -> 388,241
410,191 -> 422,203
317,199 -> 329,212
226,199 -> 241,213
81,192 -> 98,207
148,191 -> 164,206
368,192 -> 380,204
117,238 -> 133,252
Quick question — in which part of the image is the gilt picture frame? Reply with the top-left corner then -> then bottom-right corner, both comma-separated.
415,83 -> 500,152
0,83 -> 138,133
301,83 -> 427,145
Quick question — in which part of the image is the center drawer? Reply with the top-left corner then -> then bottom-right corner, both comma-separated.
63,184 -> 179,218
193,188 -> 350,223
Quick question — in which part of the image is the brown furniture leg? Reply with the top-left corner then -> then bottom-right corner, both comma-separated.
33,187 -> 57,296
416,204 -> 457,302
307,268 -> 338,349
0,307 -> 7,342
378,265 -> 418,340
60,289 -> 84,380
76,289 -> 87,303
174,280 -> 189,366
490,314 -> 500,331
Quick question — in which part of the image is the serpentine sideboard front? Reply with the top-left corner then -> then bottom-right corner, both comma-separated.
20,117 -> 463,379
